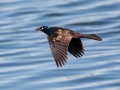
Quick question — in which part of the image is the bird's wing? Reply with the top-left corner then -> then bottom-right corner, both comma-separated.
47,35 -> 73,67
68,38 -> 84,58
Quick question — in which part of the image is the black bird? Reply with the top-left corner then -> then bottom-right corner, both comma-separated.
36,26 -> 102,67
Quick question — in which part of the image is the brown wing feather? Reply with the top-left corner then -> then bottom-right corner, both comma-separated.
48,35 -> 73,67
68,38 -> 84,58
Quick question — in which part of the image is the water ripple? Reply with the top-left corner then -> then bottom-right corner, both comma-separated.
0,0 -> 120,90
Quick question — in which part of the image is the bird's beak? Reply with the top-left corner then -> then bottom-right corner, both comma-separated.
35,28 -> 40,31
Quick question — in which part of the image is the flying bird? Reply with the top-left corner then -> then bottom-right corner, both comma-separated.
36,26 -> 102,67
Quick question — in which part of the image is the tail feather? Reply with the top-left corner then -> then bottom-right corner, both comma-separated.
81,34 -> 102,41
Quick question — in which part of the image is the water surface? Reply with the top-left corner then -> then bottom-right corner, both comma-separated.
0,0 -> 120,90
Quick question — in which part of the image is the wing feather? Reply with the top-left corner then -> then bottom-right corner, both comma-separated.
68,38 -> 84,58
48,35 -> 72,67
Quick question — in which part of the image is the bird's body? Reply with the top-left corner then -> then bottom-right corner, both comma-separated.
36,26 -> 102,67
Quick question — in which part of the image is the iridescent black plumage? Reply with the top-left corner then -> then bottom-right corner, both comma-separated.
36,26 -> 102,67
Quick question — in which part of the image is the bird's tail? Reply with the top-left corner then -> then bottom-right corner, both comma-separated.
81,34 -> 102,41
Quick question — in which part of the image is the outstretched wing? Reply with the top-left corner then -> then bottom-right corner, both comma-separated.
68,38 -> 84,58
48,35 -> 73,67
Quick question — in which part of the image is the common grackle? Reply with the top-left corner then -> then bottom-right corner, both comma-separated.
36,26 -> 102,67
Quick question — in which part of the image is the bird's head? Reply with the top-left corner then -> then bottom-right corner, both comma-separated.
35,26 -> 49,34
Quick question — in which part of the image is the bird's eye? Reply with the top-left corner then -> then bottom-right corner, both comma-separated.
40,27 -> 44,30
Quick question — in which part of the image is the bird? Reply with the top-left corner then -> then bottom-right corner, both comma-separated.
36,26 -> 102,67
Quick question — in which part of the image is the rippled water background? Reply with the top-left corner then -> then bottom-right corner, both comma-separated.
0,0 -> 120,90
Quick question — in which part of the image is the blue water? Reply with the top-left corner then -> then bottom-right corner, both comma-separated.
0,0 -> 120,90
